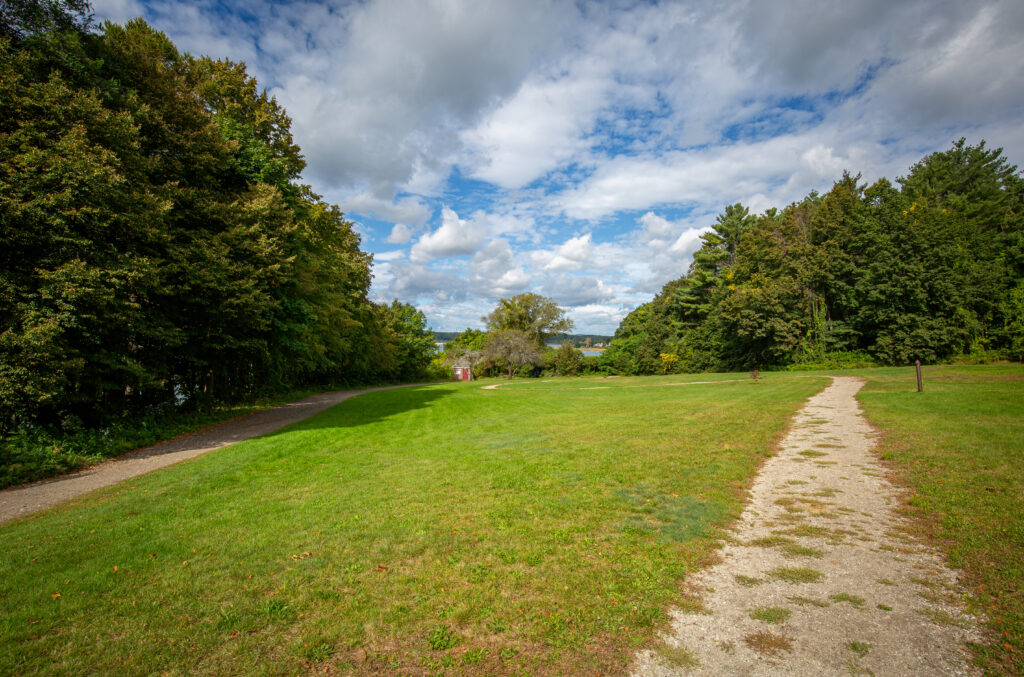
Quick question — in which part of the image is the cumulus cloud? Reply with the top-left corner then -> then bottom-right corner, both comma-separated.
410,207 -> 489,262
345,194 -> 431,227
377,261 -> 467,302
386,224 -> 416,245
532,234 -> 595,272
461,73 -> 607,188
541,275 -> 614,306
468,239 -> 531,297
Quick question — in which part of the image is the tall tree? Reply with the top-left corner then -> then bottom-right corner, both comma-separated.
483,329 -> 543,378
484,293 -> 573,347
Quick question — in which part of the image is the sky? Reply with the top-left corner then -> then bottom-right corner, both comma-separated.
92,0 -> 1024,334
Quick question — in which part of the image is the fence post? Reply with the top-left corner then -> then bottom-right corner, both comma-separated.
915,360 -> 922,393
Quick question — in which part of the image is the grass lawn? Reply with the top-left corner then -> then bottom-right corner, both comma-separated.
852,364 -> 1024,676
0,372 -> 823,675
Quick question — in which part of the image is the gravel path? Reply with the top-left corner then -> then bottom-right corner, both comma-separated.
632,376 -> 983,676
0,386 -> 414,524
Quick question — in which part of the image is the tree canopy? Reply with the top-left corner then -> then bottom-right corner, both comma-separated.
0,5 -> 435,433
483,293 -> 573,347
603,141 -> 1024,373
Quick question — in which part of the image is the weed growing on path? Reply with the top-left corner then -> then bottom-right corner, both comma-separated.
768,567 -> 825,583
744,630 -> 793,657
749,606 -> 792,624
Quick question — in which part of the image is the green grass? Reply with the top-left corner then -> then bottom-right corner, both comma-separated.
0,373 -> 824,676
767,566 -> 825,583
850,365 -> 1024,675
830,593 -> 865,608
846,640 -> 871,658
749,606 -> 791,624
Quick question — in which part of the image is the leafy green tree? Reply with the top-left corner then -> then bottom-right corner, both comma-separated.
377,300 -> 436,381
607,139 -> 1023,371
550,342 -> 583,376
0,7 -> 394,436
898,139 -> 1024,354
0,0 -> 91,40
483,329 -> 544,378
484,293 -> 573,347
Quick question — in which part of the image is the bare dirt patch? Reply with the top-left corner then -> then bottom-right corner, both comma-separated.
632,376 -> 983,676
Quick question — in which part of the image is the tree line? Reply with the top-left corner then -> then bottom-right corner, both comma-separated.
601,140 -> 1024,374
0,1 -> 435,436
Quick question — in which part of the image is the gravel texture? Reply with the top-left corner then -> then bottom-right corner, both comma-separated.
631,376 -> 983,677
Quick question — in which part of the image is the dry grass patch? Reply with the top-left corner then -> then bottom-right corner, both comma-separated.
748,535 -> 796,547
787,595 -> 830,608
768,566 -> 825,584
743,630 -> 793,657
654,643 -> 699,668
782,544 -> 824,558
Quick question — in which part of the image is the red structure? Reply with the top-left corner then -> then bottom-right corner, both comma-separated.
452,366 -> 473,381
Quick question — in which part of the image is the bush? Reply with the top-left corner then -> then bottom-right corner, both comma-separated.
949,349 -> 1010,365
550,344 -> 583,376
783,351 -> 879,371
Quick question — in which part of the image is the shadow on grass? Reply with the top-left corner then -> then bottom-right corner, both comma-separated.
260,384 -> 455,437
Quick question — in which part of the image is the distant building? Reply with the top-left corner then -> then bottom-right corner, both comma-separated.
452,365 -> 473,381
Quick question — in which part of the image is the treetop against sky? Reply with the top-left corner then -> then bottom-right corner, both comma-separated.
92,0 -> 1024,333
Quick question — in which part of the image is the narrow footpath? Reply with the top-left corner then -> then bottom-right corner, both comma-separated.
632,376 -> 983,676
0,386 -> 413,524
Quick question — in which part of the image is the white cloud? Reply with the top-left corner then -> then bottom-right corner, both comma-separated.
386,224 -> 416,245
410,207 -> 489,262
532,234 -> 595,272
461,74 -> 606,188
468,239 -> 531,297
373,249 -> 406,262
344,194 -> 431,227
541,276 -> 614,306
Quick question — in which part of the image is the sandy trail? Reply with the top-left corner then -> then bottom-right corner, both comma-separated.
0,386 -> 414,524
632,376 -> 982,676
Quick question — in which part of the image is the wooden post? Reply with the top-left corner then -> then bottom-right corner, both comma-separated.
915,360 -> 922,393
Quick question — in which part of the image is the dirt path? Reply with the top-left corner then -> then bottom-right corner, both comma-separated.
632,376 -> 983,676
0,386 -> 414,524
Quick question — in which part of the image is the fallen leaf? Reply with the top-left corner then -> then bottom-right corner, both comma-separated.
51,593 -> 60,598
112,566 -> 118,573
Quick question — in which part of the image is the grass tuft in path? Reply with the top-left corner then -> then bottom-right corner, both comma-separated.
768,566 -> 825,584
744,630 -> 793,657
749,606 -> 792,624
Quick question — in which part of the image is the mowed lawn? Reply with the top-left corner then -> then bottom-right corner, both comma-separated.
0,373 -> 823,676
853,365 -> 1024,676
